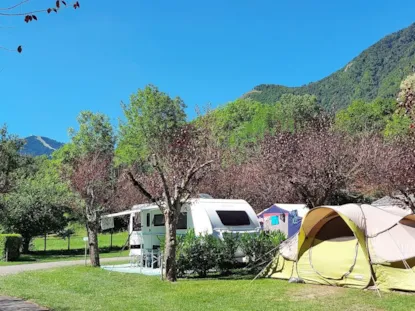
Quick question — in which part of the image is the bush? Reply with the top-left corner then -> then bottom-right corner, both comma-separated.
216,232 -> 240,274
240,231 -> 285,265
0,234 -> 22,261
174,230 -> 286,277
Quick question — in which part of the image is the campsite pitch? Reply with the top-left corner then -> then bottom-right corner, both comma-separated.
0,266 -> 415,311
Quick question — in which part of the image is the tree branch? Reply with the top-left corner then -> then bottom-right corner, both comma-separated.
182,159 -> 213,191
126,171 -> 155,203
151,154 -> 172,208
0,0 -> 30,11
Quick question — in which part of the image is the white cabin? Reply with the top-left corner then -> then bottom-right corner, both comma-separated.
102,198 -> 261,261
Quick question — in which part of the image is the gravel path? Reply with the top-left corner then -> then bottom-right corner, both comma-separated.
0,256 -> 128,276
0,296 -> 49,311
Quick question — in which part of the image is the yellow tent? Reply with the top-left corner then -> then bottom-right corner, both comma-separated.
264,204 -> 415,292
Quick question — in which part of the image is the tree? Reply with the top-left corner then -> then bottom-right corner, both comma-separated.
0,125 -> 24,195
59,111 -> 116,267
274,94 -> 321,133
370,73 -> 415,211
118,85 -> 217,281
0,157 -> 72,252
257,122 -> 376,208
1,1 -> 80,53
383,113 -> 411,140
117,84 -> 187,165
335,98 -> 396,135
397,73 -> 415,121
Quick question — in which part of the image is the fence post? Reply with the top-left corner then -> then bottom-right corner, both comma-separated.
110,230 -> 113,250
44,233 -> 47,252
5,247 -> 8,262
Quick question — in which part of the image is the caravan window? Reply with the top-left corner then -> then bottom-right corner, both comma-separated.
153,214 -> 164,226
146,213 -> 150,227
177,213 -> 187,229
216,211 -> 250,226
153,213 -> 187,229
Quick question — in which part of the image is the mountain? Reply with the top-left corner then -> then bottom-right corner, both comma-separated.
243,23 -> 415,110
21,136 -> 64,157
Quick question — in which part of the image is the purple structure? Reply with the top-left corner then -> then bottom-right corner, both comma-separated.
257,204 -> 303,238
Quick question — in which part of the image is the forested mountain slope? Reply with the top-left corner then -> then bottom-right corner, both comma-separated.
244,23 -> 415,110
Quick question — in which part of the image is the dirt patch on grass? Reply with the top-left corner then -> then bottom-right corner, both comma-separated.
287,284 -> 344,301
345,306 -> 384,311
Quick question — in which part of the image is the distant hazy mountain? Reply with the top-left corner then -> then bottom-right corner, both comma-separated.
243,23 -> 415,111
21,136 -> 64,157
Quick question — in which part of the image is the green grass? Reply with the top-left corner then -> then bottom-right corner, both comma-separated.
32,229 -> 128,251
1,227 -> 129,266
0,250 -> 129,266
1,266 -> 415,311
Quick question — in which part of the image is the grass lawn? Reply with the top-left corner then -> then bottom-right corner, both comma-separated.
32,229 -> 128,251
0,250 -> 129,266
0,267 -> 414,311
0,226 -> 129,266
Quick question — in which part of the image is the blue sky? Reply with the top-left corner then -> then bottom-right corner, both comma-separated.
1,0 -> 415,142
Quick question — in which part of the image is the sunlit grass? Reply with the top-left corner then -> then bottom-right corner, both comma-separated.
0,266 -> 414,311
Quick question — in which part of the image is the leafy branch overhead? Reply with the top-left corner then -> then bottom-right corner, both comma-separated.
0,0 -> 80,53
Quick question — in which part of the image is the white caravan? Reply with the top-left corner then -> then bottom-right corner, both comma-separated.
102,198 -> 261,261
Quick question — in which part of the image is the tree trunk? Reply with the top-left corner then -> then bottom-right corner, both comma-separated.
164,210 -> 178,282
22,237 -> 30,254
87,220 -> 100,267
68,236 -> 70,251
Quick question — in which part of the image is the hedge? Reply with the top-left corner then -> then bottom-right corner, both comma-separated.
174,230 -> 286,277
0,234 -> 22,261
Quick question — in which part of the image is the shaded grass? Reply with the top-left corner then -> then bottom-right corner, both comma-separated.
0,250 -> 129,266
32,230 -> 128,252
1,266 -> 415,311
0,228 -> 129,266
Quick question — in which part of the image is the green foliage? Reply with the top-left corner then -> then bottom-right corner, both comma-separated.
68,111 -> 116,158
273,94 -> 321,132
117,84 -> 187,165
0,125 -> 25,194
174,230 -> 219,277
205,99 -> 274,148
239,231 -> 285,264
204,94 -> 320,152
0,234 -> 22,261
334,98 -> 396,134
216,232 -> 240,274
0,157 -> 73,252
384,112 -> 412,140
175,230 -> 285,277
245,23 -> 415,110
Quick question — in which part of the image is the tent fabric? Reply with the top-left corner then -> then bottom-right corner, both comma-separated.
266,204 -> 415,292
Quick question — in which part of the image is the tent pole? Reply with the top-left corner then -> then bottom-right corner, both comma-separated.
359,205 -> 382,298
387,229 -> 414,273
250,253 -> 278,284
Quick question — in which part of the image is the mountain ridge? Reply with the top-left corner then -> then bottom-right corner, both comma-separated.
243,22 -> 415,110
21,136 -> 64,157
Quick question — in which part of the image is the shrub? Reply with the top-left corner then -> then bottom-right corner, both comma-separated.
216,232 -> 240,274
186,232 -> 219,277
0,234 -> 22,261
240,231 -> 285,265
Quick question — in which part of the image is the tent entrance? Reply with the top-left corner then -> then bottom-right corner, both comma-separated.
297,214 -> 372,289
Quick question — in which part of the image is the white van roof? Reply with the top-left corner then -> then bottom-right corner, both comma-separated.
102,199 -> 251,218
